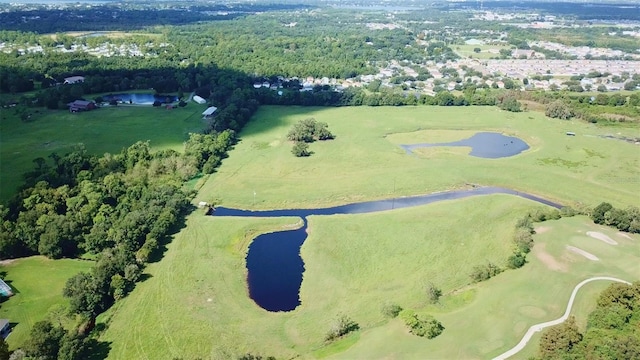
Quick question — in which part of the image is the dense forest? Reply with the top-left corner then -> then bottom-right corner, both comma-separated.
0,3 -> 313,32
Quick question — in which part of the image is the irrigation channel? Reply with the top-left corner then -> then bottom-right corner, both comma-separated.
209,186 -> 563,312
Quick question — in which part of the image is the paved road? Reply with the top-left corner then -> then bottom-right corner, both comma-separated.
492,276 -> 631,360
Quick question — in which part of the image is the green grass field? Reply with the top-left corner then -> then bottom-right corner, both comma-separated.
198,106 -> 639,209
98,105 -> 639,359
0,256 -> 93,349
0,102 -> 207,202
453,44 -> 504,59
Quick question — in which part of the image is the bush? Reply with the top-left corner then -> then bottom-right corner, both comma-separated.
426,283 -> 442,304
470,262 -> 502,283
507,252 -> 527,269
381,302 -> 403,318
291,141 -> 310,157
399,309 -> 444,339
324,314 -> 359,342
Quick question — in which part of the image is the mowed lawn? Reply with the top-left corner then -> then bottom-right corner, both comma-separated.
197,106 -> 639,209
0,103 -> 207,202
0,256 -> 93,349
332,216 -> 640,359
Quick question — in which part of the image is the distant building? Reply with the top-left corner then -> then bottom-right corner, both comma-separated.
202,106 -> 217,118
67,100 -> 97,112
192,95 -> 206,104
0,319 -> 10,339
63,76 -> 85,84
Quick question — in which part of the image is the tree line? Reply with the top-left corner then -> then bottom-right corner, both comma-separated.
537,281 -> 640,360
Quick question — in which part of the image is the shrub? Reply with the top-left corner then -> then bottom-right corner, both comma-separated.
470,262 -> 502,283
291,141 -> 310,157
426,283 -> 442,304
381,302 -> 403,318
399,309 -> 444,339
507,252 -> 527,269
324,314 -> 359,342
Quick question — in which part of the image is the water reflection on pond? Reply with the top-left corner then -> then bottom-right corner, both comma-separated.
400,132 -> 529,158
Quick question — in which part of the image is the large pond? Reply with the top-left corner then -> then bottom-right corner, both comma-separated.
210,187 -> 562,312
102,93 -> 178,105
400,132 -> 529,158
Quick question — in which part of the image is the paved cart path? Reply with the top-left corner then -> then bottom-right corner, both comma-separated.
492,276 -> 631,360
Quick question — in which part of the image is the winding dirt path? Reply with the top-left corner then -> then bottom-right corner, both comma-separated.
492,276 -> 631,360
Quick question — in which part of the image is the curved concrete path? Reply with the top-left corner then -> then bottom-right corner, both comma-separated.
492,276 -> 631,360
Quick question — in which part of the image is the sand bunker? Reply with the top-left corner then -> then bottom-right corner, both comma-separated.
586,231 -> 618,245
617,232 -> 634,240
566,246 -> 599,261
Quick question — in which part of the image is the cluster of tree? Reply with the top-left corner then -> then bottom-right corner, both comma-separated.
398,309 -> 444,339
469,262 -> 503,283
287,118 -> 334,157
324,314 -> 359,342
545,100 -> 575,120
591,202 -> 640,234
497,92 -> 523,113
257,86 -> 500,109
537,281 -> 640,360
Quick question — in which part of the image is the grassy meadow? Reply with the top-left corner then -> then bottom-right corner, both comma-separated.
198,106 -> 640,209
0,102 -> 207,202
98,105 -> 639,359
0,256 -> 93,349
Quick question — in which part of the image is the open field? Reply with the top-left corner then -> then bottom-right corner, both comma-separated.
0,102 -> 207,202
0,256 -> 93,349
98,195 -> 540,359
97,202 -> 640,359
453,44 -> 504,59
197,106 -> 640,209
98,105 -> 639,359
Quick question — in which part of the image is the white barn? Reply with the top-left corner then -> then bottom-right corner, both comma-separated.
64,76 -> 85,84
202,106 -> 217,117
193,95 -> 206,104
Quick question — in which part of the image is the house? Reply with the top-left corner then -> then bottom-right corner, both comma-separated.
202,106 -> 217,118
0,279 -> 12,297
63,76 -> 85,84
0,319 -> 10,339
192,95 -> 206,104
67,100 -> 96,112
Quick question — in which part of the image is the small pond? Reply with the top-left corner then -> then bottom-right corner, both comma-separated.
102,93 -> 178,105
210,187 -> 562,312
400,132 -> 529,158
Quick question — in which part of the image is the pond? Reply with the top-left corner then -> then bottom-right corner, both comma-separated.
210,187 -> 562,312
400,132 -> 529,158
102,93 -> 178,105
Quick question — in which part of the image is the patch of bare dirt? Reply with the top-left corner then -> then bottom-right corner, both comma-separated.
535,226 -> 551,234
533,243 -> 568,272
566,246 -> 599,261
0,259 -> 16,266
586,231 -> 618,245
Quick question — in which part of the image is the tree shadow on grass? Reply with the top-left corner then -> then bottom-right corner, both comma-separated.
83,339 -> 112,360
